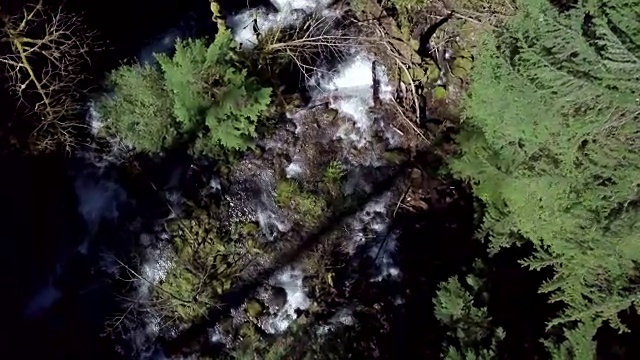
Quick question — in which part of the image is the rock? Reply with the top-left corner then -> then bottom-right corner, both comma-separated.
285,121 -> 297,133
383,150 -> 405,164
433,86 -> 447,100
426,65 -> 441,83
326,108 -> 339,119
266,286 -> 287,312
410,168 -> 423,185
451,57 -> 473,78
245,299 -> 264,318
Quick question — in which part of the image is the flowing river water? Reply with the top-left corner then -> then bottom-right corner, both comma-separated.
16,0 -> 412,358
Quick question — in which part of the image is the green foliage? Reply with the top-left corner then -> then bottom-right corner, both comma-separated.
245,299 -> 264,318
388,0 -> 428,10
544,320 -> 598,360
388,0 -> 429,38
323,161 -> 346,185
451,0 -> 640,356
226,317 -> 343,360
434,274 -> 504,359
275,180 -> 327,226
155,208 -> 248,323
434,86 -> 448,100
230,221 -> 260,241
97,64 -> 175,153
98,29 -> 272,158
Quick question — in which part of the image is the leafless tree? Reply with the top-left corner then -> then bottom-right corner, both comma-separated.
0,0 -> 96,152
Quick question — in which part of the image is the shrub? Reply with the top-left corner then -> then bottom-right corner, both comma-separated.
154,209 -> 249,323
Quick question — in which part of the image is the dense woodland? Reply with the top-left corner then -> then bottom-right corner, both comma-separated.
1,0 -> 640,359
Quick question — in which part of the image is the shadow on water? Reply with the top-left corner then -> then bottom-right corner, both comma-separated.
161,160 -> 413,356
64,0 -> 216,74
0,0 -> 216,358
0,152 -> 115,358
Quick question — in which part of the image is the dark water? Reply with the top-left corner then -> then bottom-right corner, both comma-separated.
0,0 -> 217,358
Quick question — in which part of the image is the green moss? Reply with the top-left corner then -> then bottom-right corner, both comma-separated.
426,64 -> 441,83
323,161 -> 346,185
239,322 -> 259,340
409,38 -> 420,51
245,299 -> 264,318
383,150 -> 406,164
451,57 -> 473,78
231,221 -> 259,240
455,48 -> 473,60
400,65 -> 427,85
434,86 -> 447,100
326,108 -> 339,119
275,180 -> 327,226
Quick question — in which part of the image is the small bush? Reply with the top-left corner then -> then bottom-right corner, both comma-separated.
154,209 -> 249,323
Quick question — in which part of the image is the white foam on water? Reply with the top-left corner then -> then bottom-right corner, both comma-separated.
311,54 -> 394,147
227,0 -> 333,48
262,267 -> 311,333
271,0 -> 332,12
285,159 -> 305,179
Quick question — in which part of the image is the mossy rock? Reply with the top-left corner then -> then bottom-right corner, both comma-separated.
252,146 -> 264,158
309,301 -> 321,313
297,314 -> 309,325
246,222 -> 259,233
426,65 -> 440,84
326,108 -> 339,119
233,221 -> 259,238
409,38 -> 420,51
433,86 -> 447,100
285,96 -> 304,111
245,299 -> 264,318
218,164 -> 231,178
383,150 -> 406,164
451,57 -> 473,78
455,48 -> 473,60
400,65 -> 426,85
219,317 -> 235,333
239,322 -> 258,340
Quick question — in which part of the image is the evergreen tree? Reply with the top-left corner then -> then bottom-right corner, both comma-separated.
97,64 -> 175,153
434,269 -> 504,359
97,29 -> 272,157
452,0 -> 640,356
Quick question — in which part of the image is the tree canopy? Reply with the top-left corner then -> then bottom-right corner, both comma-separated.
97,29 -> 272,157
451,0 -> 640,356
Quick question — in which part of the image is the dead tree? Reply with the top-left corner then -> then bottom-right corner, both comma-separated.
0,0 -> 96,152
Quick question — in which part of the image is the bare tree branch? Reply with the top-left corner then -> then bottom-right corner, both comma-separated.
0,0 -> 97,152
